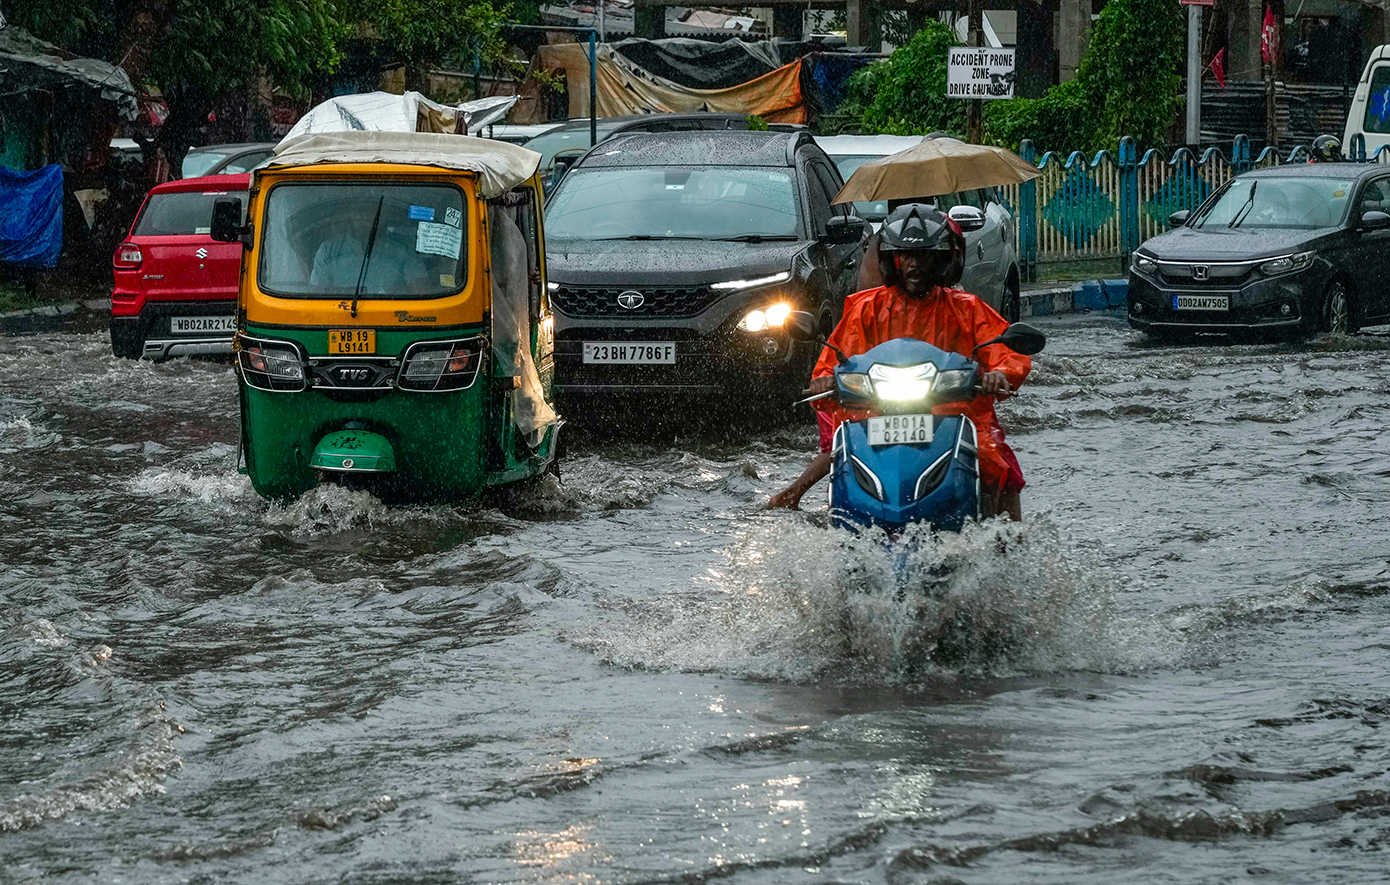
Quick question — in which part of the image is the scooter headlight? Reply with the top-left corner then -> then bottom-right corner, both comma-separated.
397,337 -> 485,392
868,363 -> 937,401
934,368 -> 975,398
237,336 -> 306,392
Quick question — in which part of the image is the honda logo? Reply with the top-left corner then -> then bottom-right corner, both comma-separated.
616,290 -> 645,309
1191,264 -> 1209,281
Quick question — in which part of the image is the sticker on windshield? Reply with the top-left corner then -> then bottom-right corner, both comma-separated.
416,221 -> 462,259
439,273 -> 456,287
195,226 -> 211,235
408,205 -> 435,221
444,206 -> 462,228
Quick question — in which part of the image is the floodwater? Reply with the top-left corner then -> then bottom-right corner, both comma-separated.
2,313 -> 1388,884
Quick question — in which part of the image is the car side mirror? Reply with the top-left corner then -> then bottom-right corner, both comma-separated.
210,197 -> 250,249
973,322 -> 1046,357
1361,209 -> 1390,230
1168,209 -> 1191,228
947,204 -> 986,232
822,215 -> 862,245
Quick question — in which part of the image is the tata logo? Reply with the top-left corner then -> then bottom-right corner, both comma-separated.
195,247 -> 209,259
617,290 -> 645,310
332,367 -> 373,386
1192,264 -> 1210,281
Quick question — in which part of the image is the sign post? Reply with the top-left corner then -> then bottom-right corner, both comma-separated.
1181,0 -> 1213,146
946,47 -> 1017,103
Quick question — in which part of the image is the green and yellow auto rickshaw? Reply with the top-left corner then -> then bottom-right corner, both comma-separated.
211,131 -> 561,501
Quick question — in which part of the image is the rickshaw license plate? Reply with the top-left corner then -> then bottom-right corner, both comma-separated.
328,329 -> 375,354
583,342 -> 675,364
867,415 -> 933,446
1172,295 -> 1229,311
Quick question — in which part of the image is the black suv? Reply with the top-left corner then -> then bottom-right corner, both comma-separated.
543,130 -> 866,404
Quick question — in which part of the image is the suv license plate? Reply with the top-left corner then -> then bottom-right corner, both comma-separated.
329,329 -> 375,355
583,342 -> 675,364
171,316 -> 235,334
867,414 -> 933,446
1172,295 -> 1229,311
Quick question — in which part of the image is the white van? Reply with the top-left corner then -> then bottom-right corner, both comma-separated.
1342,45 -> 1390,157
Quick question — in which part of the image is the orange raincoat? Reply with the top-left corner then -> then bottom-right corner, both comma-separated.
813,285 -> 1031,495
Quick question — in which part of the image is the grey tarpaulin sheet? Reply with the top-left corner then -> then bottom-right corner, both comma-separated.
488,203 -> 556,444
608,37 -> 780,90
280,92 -> 518,142
0,25 -> 137,120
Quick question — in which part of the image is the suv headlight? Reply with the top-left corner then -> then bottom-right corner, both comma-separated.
237,336 -> 306,392
1131,254 -> 1158,275
712,271 -> 792,291
1258,251 -> 1316,277
737,301 -> 792,332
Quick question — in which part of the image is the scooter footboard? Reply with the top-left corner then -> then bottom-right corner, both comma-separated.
828,414 -> 980,532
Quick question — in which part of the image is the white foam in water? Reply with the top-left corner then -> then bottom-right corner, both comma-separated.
262,482 -> 459,536
571,516 -> 1174,683
0,416 -> 60,451
128,467 -> 256,506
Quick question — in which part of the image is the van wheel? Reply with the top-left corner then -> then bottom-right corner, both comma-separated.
1321,281 -> 1355,335
1001,272 -> 1021,323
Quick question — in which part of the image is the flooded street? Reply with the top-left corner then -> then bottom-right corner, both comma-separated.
2,313 -> 1388,884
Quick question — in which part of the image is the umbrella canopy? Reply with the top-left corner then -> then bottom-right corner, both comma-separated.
833,137 -> 1040,204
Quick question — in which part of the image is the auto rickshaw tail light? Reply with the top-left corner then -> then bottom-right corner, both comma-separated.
237,338 -> 307,392
398,338 -> 484,392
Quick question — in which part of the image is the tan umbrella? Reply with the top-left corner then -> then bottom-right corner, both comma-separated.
834,137 -> 1040,204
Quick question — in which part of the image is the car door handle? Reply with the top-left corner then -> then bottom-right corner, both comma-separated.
977,242 -> 985,260
846,257 -> 857,269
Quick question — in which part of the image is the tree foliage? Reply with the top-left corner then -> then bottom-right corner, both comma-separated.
845,22 -> 964,137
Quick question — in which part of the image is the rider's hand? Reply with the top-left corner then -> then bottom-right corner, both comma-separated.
808,375 -> 835,394
979,370 -> 1013,397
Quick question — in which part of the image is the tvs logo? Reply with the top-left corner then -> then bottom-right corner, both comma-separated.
1192,265 -> 1209,281
195,247 -> 209,259
332,366 -> 374,386
617,290 -> 645,309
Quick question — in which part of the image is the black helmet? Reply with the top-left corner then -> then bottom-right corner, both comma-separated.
1311,134 -> 1342,163
879,203 -> 955,253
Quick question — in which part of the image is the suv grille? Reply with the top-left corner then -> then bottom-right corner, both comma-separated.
552,286 -> 722,318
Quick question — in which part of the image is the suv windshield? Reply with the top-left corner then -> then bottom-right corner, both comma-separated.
135,191 -> 238,236
258,183 -> 466,299
545,166 -> 801,241
1190,177 -> 1354,230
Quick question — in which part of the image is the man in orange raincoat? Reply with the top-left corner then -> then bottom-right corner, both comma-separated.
768,204 -> 1031,519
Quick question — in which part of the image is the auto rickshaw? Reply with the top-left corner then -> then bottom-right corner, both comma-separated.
211,131 -> 561,501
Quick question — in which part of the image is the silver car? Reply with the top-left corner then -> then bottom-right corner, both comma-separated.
815,134 -> 1022,321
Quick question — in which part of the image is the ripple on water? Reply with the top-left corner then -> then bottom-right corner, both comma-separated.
568,516 -> 1179,684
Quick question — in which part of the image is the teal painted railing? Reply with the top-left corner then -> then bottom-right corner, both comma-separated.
1001,135 -> 1390,280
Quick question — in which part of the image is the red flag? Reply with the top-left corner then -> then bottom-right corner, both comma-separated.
1261,5 -> 1277,66
1209,47 -> 1226,89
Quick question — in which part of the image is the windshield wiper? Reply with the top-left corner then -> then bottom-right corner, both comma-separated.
352,196 -> 385,317
1228,181 -> 1257,229
599,234 -> 704,241
714,234 -> 800,242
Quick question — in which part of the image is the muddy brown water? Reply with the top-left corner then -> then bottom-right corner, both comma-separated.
1,314 -> 1388,884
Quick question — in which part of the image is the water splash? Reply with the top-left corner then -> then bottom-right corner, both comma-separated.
570,516 -> 1167,683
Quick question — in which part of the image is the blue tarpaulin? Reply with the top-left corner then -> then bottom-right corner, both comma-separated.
0,165 -> 63,268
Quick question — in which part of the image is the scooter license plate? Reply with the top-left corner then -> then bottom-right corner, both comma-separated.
867,414 -> 933,446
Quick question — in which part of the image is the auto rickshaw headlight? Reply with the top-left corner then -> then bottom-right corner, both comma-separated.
398,338 -> 485,392
237,338 -> 306,392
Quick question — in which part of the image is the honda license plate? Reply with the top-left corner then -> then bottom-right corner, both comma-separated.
1172,295 -> 1229,311
582,342 -> 675,364
171,316 -> 235,334
867,414 -> 933,446
328,329 -> 375,355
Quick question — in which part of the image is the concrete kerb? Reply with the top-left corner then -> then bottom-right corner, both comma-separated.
1020,279 -> 1128,318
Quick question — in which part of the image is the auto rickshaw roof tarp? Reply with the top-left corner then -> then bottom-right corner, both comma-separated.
266,131 -> 542,200
0,25 -> 138,120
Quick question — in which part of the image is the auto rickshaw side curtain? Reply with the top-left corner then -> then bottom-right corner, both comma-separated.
489,199 -> 557,445
533,43 -> 807,124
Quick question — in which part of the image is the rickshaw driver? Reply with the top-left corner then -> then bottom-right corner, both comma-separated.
767,204 -> 1030,519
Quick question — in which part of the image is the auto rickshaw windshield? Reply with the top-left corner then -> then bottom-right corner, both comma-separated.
258,183 -> 468,298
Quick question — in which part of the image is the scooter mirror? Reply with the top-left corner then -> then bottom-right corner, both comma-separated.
785,311 -> 818,343
998,323 -> 1046,355
973,322 -> 1047,356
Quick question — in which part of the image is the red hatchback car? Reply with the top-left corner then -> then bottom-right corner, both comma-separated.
110,174 -> 249,359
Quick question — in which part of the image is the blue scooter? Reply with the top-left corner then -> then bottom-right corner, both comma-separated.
786,312 -> 1045,534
